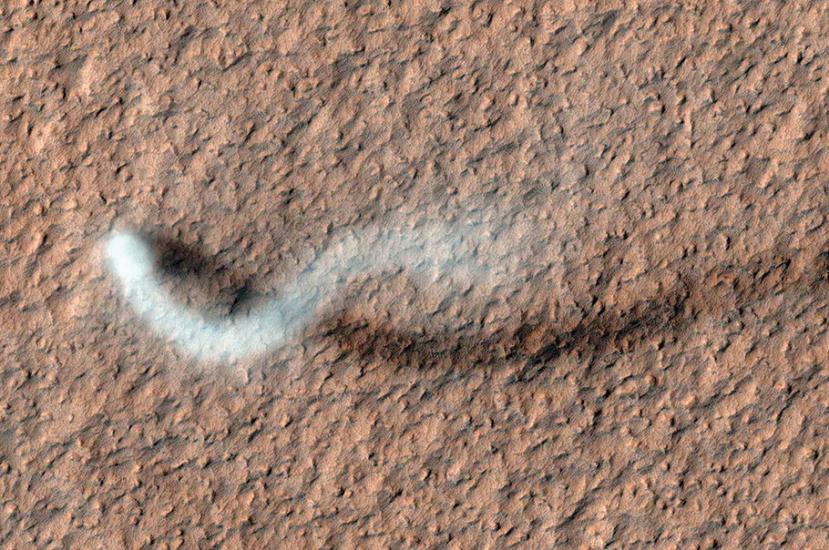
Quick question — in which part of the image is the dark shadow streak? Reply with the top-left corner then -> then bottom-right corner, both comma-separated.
143,232 -> 265,313
317,241 -> 829,379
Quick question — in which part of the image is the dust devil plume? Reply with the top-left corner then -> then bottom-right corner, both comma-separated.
103,223 -> 493,363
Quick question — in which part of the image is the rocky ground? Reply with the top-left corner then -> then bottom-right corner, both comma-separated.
3,1 -> 829,548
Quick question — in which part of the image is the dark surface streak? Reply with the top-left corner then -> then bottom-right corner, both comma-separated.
321,239 -> 829,377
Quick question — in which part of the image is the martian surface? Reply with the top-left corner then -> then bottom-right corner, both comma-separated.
3,1 -> 829,548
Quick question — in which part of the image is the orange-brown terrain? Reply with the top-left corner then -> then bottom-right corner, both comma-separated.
3,1 -> 829,548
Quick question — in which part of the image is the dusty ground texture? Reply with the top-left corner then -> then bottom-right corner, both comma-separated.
3,0 -> 829,548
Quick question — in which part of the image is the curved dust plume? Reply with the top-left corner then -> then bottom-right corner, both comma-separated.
104,222 -> 501,363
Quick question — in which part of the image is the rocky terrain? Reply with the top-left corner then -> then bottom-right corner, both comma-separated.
3,1 -> 829,547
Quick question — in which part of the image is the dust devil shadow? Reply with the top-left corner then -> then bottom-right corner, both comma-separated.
318,241 -> 829,380
147,232 -> 266,314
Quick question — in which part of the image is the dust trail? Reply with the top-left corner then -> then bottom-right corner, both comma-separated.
104,222 -> 501,363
